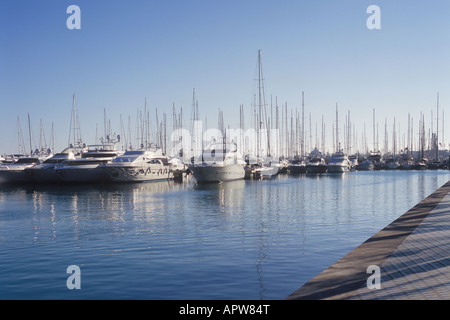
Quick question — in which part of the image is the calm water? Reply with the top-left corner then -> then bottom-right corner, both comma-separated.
0,170 -> 449,300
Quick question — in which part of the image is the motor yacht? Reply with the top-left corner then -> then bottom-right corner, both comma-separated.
55,143 -> 121,183
287,157 -> 306,174
189,142 -> 246,183
326,150 -> 351,173
0,156 -> 41,183
102,148 -> 173,182
25,147 -> 82,183
305,148 -> 327,173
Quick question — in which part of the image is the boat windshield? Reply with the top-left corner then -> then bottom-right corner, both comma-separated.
43,158 -> 66,164
123,151 -> 145,156
16,158 -> 40,164
65,159 -> 109,165
82,152 -> 117,158
112,156 -> 139,163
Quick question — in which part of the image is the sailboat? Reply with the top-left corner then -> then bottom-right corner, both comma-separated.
0,115 -> 50,183
248,49 -> 278,179
327,104 -> 351,173
414,113 -> 428,170
26,95 -> 86,183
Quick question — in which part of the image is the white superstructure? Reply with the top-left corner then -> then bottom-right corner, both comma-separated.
102,148 -> 173,182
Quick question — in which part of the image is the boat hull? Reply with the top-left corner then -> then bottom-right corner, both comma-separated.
327,164 -> 350,173
25,165 -> 61,183
55,166 -> 109,183
384,163 -> 400,170
357,161 -> 374,171
305,164 -> 327,173
103,166 -> 174,182
287,164 -> 306,174
254,166 -> 277,179
189,164 -> 245,183
0,169 -> 34,183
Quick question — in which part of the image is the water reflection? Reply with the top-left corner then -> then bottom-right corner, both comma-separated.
15,180 -> 250,245
1,171 -> 450,299
193,180 -> 246,210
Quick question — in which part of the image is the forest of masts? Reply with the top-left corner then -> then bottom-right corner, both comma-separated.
89,90 -> 448,164
11,91 -> 446,164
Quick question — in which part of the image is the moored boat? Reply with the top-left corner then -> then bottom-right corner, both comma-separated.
348,154 -> 359,171
55,142 -> 122,183
414,158 -> 428,170
326,150 -> 351,173
0,156 -> 41,183
357,157 -> 374,171
189,142 -> 246,183
383,154 -> 400,170
102,148 -> 173,182
305,148 -> 327,173
287,157 -> 306,174
25,147 -> 82,183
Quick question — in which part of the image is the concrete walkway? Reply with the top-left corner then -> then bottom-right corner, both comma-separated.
286,180 -> 450,300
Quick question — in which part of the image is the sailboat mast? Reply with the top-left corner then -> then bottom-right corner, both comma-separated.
437,92 -> 439,161
17,116 -> 25,155
51,122 -> 55,154
335,103 -> 339,152
408,113 -> 411,156
301,91 -> 305,158
73,94 -> 76,147
28,113 -> 32,155
373,108 -> 375,152
257,49 -> 263,157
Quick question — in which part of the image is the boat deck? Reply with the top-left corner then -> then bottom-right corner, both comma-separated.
286,180 -> 450,300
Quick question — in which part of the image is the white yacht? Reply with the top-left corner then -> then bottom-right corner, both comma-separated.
102,148 -> 173,182
0,156 -> 41,183
25,147 -> 82,183
189,142 -> 246,183
251,155 -> 279,179
326,150 -> 351,173
55,143 -> 121,183
305,148 -> 327,173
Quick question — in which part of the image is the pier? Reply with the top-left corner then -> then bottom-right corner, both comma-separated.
286,180 -> 450,300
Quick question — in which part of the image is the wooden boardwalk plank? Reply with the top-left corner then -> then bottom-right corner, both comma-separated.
286,180 -> 450,300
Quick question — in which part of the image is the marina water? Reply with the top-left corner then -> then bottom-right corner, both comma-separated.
1,170 -> 449,300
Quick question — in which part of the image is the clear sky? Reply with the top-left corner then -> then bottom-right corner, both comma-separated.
1,0 -> 450,156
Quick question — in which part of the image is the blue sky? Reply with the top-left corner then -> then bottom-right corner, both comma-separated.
1,1 -> 450,155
